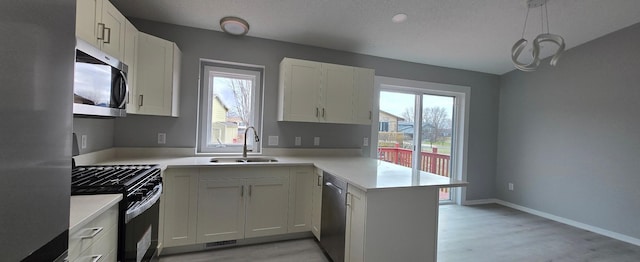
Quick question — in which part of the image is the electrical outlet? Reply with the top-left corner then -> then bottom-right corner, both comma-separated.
268,136 -> 279,146
508,183 -> 514,191
363,137 -> 369,146
313,137 -> 320,146
295,137 -> 301,146
157,133 -> 166,144
81,135 -> 87,149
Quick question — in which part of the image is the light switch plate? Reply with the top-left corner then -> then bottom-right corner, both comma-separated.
268,136 -> 279,146
314,137 -> 320,146
81,135 -> 87,149
363,137 -> 369,146
158,133 -> 166,144
295,137 -> 301,146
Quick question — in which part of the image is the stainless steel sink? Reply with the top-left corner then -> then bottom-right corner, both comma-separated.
210,157 -> 278,163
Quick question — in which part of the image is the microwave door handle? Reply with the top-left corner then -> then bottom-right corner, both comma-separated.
117,70 -> 129,109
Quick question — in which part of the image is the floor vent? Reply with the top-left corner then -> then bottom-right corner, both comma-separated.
205,240 -> 237,248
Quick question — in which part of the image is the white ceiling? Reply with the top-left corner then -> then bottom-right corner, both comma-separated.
110,0 -> 640,75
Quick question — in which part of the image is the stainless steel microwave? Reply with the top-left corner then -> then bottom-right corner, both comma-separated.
73,38 -> 128,117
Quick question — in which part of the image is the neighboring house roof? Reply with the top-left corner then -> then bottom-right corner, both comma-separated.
213,96 -> 229,111
398,121 -> 414,134
379,110 -> 405,121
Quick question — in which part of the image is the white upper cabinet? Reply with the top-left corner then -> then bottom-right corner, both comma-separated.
76,0 -> 126,60
322,63 -> 355,124
278,58 -> 322,122
123,21 -> 139,114
353,67 -> 375,125
135,32 -> 181,117
278,58 -> 375,125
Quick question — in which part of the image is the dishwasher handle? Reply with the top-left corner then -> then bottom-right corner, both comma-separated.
325,182 -> 342,195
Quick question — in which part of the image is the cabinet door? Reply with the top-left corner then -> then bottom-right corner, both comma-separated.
99,0 -> 126,60
123,21 -> 138,114
136,32 -> 175,116
75,0 -> 102,47
288,167 -> 314,233
353,68 -> 374,125
163,169 -> 199,247
345,185 -> 366,262
280,58 -> 322,122
311,168 -> 323,240
245,177 -> 290,238
196,179 -> 246,243
322,63 -> 355,124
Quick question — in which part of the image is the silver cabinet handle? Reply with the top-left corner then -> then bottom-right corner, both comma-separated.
369,111 -> 372,120
322,108 -> 325,118
249,185 -> 252,197
138,94 -> 143,107
103,27 -> 111,44
317,175 -> 322,186
97,23 -> 105,40
241,185 -> 244,197
315,107 -> 319,117
79,227 -> 103,239
346,192 -> 351,207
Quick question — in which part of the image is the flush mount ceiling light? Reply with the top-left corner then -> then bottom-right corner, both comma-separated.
392,13 -> 408,23
220,16 -> 250,36
511,0 -> 565,72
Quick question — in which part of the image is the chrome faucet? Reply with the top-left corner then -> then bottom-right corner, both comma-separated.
243,126 -> 260,158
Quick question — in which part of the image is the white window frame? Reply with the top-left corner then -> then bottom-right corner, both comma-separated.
197,60 -> 264,154
371,76 -> 471,205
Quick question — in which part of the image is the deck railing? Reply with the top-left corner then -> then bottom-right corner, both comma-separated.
378,145 -> 451,199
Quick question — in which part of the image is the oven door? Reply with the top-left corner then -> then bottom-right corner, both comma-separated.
123,185 -> 161,262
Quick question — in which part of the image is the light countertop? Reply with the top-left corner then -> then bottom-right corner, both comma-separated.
94,155 -> 467,191
69,194 -> 122,231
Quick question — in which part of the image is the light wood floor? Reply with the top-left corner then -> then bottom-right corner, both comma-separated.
159,204 -> 640,262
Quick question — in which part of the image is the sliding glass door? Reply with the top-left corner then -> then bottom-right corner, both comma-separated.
377,87 -> 460,202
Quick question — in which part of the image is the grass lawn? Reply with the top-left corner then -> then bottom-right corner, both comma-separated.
422,137 -> 452,155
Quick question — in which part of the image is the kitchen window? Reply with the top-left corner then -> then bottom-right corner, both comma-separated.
197,60 -> 264,154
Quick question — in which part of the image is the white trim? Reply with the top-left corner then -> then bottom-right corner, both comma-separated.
462,198 -> 498,206
495,200 -> 640,246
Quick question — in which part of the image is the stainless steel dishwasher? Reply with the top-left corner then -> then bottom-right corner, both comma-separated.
320,172 -> 347,262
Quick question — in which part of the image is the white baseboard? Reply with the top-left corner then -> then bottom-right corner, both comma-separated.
462,198 -> 498,205
495,200 -> 640,247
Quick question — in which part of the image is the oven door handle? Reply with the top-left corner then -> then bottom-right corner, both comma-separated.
125,184 -> 162,224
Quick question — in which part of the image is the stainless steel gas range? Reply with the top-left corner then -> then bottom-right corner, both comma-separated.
72,165 -> 162,262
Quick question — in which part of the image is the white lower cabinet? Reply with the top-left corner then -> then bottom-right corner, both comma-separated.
310,168 -> 323,239
345,185 -> 366,262
245,176 -> 290,238
163,166 -> 315,249
288,166 -> 314,233
162,168 -> 199,247
195,167 -> 290,242
196,178 -> 246,243
68,204 -> 119,262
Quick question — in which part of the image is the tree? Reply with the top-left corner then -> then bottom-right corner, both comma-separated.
401,107 -> 414,123
423,106 -> 449,146
223,78 -> 252,125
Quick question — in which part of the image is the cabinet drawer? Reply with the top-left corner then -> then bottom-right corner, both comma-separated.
69,205 -> 119,261
73,225 -> 118,262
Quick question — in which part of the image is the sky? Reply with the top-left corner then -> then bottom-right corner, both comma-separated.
379,91 -> 454,121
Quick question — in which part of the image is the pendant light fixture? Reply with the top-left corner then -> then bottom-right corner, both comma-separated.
511,0 -> 565,72
220,16 -> 250,36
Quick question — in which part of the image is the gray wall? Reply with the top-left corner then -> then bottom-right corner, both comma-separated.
497,23 -> 640,239
73,117 -> 115,155
77,19 -> 501,200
